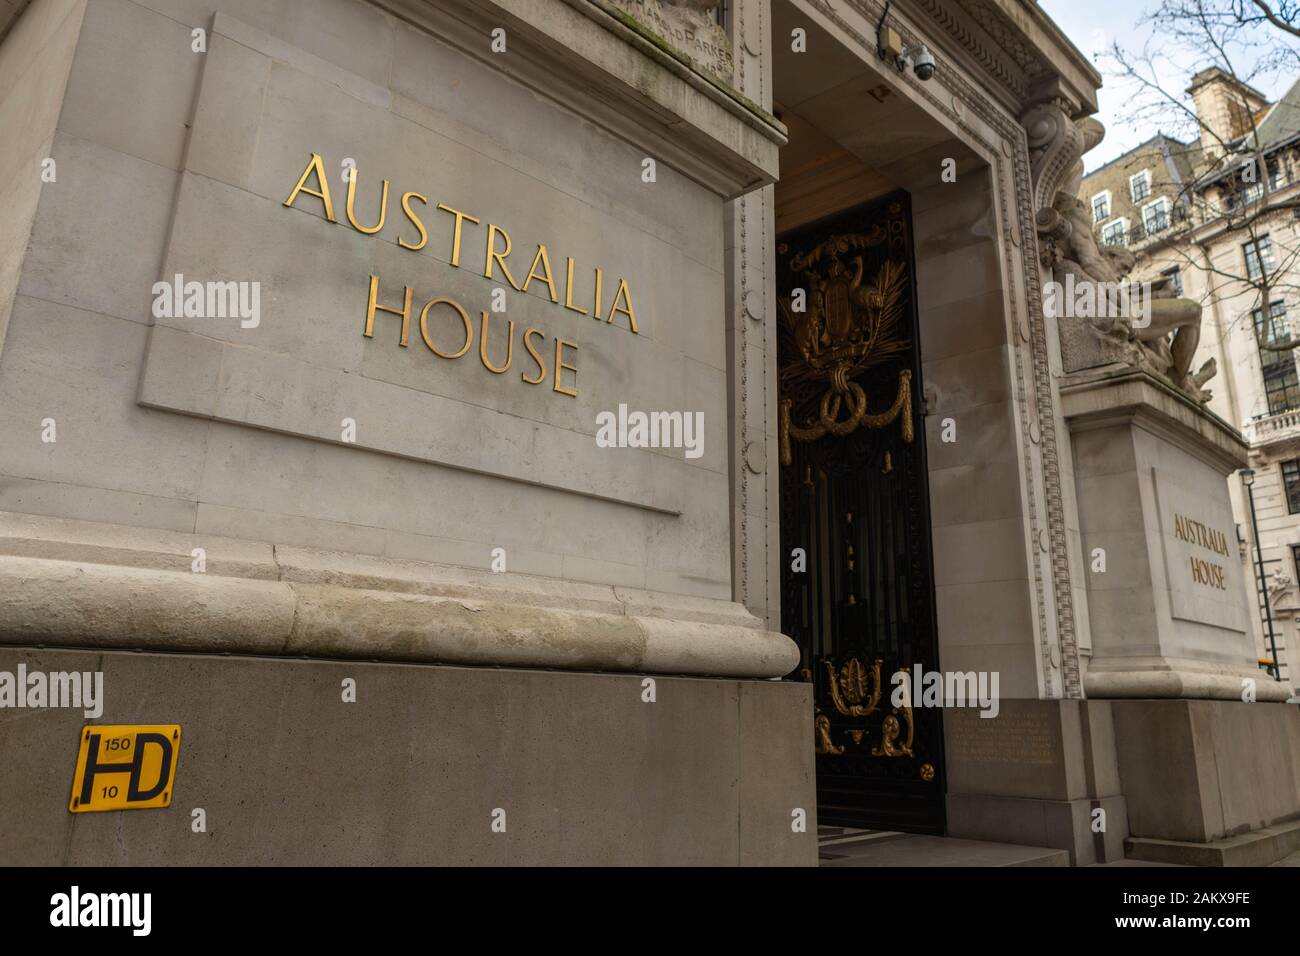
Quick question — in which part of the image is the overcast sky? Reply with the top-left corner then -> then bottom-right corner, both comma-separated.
1040,0 -> 1296,172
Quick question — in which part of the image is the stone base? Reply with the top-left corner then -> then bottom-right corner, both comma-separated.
1056,319 -> 1135,376
946,792 -> 1128,865
944,697 -> 1300,864
1125,819 -> 1300,866
942,700 -> 1128,865
1111,698 -> 1300,845
0,647 -> 815,865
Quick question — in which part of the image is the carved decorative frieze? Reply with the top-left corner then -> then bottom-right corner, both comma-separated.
963,0 -> 1049,80
913,0 -> 1027,99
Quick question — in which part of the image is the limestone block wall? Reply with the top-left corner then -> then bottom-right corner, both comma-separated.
0,0 -> 84,353
910,170 -> 1043,699
0,644 -> 816,865
0,0 -> 757,603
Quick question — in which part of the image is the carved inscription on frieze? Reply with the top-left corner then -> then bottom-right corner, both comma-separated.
947,709 -> 1056,767
606,0 -> 734,80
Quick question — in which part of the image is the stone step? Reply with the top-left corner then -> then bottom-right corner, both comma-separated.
1126,818 -> 1300,866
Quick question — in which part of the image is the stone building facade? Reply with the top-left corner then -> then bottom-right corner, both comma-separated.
1,0 -> 1296,866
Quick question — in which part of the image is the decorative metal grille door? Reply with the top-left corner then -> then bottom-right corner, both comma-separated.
777,193 -> 945,834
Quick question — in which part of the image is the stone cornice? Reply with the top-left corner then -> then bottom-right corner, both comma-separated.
910,0 -> 1099,116
1060,366 -> 1249,475
373,0 -> 785,196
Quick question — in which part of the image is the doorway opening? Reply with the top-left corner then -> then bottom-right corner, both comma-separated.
776,193 -> 946,834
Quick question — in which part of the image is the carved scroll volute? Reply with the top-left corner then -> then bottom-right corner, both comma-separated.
1021,101 -> 1084,219
872,668 -> 915,758
815,714 -> 844,755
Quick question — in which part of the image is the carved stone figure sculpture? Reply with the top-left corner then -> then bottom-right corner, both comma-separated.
1025,106 -> 1215,403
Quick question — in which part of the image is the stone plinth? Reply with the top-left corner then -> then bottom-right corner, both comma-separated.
1110,698 -> 1300,844
0,645 -> 814,865
1062,366 -> 1293,702
0,0 -> 803,866
943,700 -> 1128,865
1063,366 -> 1300,862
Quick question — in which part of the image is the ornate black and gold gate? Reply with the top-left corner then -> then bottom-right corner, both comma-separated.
777,193 -> 945,834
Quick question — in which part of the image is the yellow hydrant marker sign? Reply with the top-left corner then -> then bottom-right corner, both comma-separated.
69,725 -> 181,813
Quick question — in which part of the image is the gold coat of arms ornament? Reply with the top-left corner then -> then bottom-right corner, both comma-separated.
777,227 -> 914,466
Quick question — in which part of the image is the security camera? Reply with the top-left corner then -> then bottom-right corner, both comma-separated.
912,44 -> 935,81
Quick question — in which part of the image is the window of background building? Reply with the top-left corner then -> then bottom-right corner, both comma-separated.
1254,301 -> 1300,415
1162,266 -> 1183,296
1283,460 -> 1300,514
1245,235 -> 1276,279
1130,169 -> 1150,202
1292,543 -> 1300,579
1268,158 -> 1286,192
1092,191 -> 1110,223
1142,198 -> 1169,234
1101,219 -> 1128,247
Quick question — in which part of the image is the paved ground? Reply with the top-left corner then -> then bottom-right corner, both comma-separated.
817,827 -> 1300,866
817,827 -> 1068,866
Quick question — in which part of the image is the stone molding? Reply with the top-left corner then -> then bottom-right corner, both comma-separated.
1060,366 -> 1248,475
1085,655 -> 1294,702
729,0 -> 779,627
914,0 -> 1099,116
1022,100 -> 1083,226
0,512 -> 799,678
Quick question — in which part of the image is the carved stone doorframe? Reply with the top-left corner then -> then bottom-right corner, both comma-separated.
728,0 -> 1093,700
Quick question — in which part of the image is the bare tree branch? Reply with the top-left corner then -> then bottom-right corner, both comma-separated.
1096,0 -> 1300,362
1251,0 -> 1300,39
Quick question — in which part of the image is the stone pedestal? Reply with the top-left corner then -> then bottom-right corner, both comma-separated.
1062,366 -> 1300,860
1110,698 -> 1300,843
1062,366 -> 1291,702
0,510 -> 816,864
